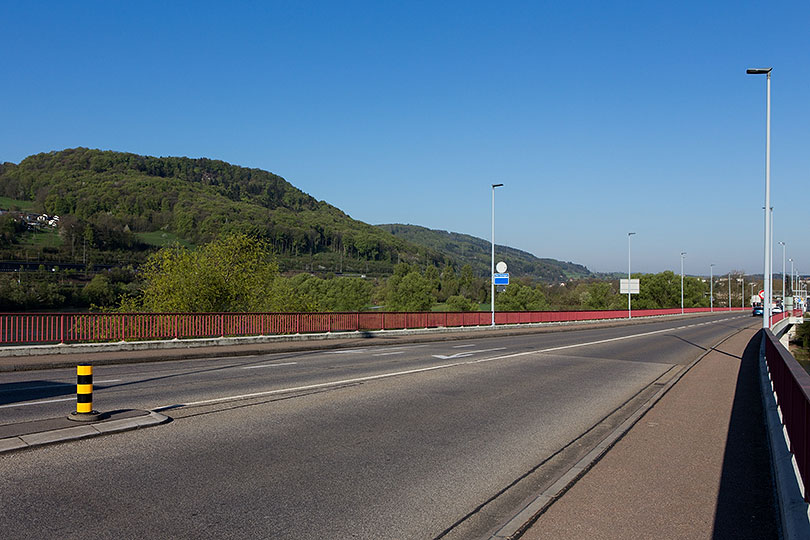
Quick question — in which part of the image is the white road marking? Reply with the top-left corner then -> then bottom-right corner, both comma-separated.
147,316 -> 745,412
5,317 -> 746,412
242,362 -> 298,370
0,379 -> 121,393
452,344 -> 476,348
373,351 -> 405,357
0,397 -> 74,409
376,345 -> 427,352
153,362 -> 472,411
432,347 -> 507,360
326,349 -> 367,354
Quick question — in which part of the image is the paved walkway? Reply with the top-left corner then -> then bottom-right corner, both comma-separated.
520,325 -> 778,539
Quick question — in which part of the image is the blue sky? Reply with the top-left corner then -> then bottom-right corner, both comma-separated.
2,1 -> 808,275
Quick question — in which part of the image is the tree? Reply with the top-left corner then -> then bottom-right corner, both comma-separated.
424,264 -> 440,301
385,270 -> 433,311
495,283 -> 549,311
438,264 -> 459,302
445,295 -> 478,312
0,215 -> 24,247
581,281 -> 622,310
83,275 -> 118,308
121,233 -> 287,312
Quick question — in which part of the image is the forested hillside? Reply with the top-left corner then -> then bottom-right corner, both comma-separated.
0,148 -> 591,283
376,224 -> 592,281
0,148 -> 443,272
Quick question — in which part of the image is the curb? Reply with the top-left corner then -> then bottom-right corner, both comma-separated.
0,411 -> 170,454
488,323 -> 755,540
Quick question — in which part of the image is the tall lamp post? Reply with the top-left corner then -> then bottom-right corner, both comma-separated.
710,264 -> 715,312
779,241 -> 785,304
747,66 -> 772,329
680,252 -> 686,314
490,183 -> 503,327
770,207 -> 774,310
628,232 -> 635,319
728,272 -> 732,311
790,258 -> 794,295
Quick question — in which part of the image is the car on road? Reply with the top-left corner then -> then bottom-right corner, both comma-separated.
752,303 -> 764,316
772,305 -> 783,314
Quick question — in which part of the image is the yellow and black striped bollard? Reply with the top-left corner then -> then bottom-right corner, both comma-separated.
68,364 -> 101,421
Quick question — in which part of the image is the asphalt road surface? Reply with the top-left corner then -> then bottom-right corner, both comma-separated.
0,312 -> 753,539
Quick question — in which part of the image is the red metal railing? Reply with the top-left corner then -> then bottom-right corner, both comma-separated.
0,307 -> 751,346
763,324 -> 810,502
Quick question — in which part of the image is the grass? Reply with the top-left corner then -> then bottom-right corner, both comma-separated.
0,196 -> 35,211
789,317 -> 810,374
790,339 -> 810,374
135,231 -> 194,249
20,228 -> 62,248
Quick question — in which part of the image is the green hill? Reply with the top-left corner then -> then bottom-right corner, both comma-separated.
0,148 -> 591,281
376,224 -> 592,281
0,148 -> 442,273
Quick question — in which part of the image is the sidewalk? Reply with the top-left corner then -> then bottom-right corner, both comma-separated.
518,325 -> 778,539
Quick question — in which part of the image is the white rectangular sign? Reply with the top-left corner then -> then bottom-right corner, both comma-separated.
620,278 -> 640,294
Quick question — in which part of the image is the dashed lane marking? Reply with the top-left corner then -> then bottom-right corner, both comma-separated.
432,347 -> 508,360
242,362 -> 298,370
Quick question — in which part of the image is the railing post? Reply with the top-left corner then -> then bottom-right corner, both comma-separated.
60,314 -> 66,344
220,313 -> 225,337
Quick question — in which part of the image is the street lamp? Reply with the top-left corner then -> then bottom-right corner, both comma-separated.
490,183 -> 503,327
728,272 -> 732,311
628,232 -> 635,319
710,264 -> 715,312
795,266 -> 799,296
680,252 -> 686,314
790,258 -> 794,296
779,241 -> 786,304
747,66 -> 772,329
770,207 -> 774,310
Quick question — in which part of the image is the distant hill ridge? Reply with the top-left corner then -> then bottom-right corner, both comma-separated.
376,224 -> 592,281
0,148 -> 590,280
